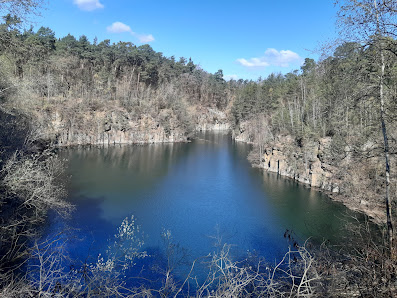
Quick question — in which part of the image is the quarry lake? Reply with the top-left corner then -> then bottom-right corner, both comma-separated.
46,131 -> 357,281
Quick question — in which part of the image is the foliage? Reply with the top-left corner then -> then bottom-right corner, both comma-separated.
0,150 -> 71,276
0,0 -> 43,21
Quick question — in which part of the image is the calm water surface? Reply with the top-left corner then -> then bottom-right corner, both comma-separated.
51,132 -> 354,271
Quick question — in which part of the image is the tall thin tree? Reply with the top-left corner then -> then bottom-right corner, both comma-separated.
336,0 -> 397,256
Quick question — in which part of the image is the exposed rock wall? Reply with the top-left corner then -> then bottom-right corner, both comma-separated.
38,105 -> 230,147
48,111 -> 188,146
195,107 -> 230,131
233,121 -> 254,143
233,123 -> 385,223
258,136 -> 340,193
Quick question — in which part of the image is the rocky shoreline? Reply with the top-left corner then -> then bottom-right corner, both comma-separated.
233,123 -> 385,224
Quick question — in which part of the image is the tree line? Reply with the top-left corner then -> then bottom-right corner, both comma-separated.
0,16 -> 232,109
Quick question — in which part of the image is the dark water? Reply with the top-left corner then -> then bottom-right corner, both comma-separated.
50,132 -> 355,274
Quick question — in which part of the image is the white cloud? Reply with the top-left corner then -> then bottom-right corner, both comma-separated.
73,0 -> 104,11
137,34 -> 155,43
237,48 -> 303,68
106,21 -> 155,43
107,22 -> 133,34
224,74 -> 238,81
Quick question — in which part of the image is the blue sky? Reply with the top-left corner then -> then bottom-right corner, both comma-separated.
33,0 -> 339,81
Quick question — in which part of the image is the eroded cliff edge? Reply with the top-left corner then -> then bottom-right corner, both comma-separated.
31,99 -> 230,146
233,121 -> 387,224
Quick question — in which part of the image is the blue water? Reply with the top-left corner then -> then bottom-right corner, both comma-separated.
47,131 -> 354,284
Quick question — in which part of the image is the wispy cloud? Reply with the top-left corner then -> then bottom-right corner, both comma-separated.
73,0 -> 104,11
137,34 -> 155,43
224,74 -> 238,81
237,49 -> 303,68
106,21 -> 155,43
107,22 -> 133,34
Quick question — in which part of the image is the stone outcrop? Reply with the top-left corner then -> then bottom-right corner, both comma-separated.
39,105 -> 230,147
195,107 -> 230,131
233,122 -> 385,223
258,137 -> 340,193
233,121 -> 254,143
40,108 -> 189,146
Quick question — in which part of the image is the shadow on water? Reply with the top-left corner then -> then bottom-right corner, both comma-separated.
44,195 -> 116,264
239,135 -> 365,248
254,171 -> 356,245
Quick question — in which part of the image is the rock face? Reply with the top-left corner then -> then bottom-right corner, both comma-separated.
258,137 -> 340,193
233,121 -> 254,143
40,106 -> 230,147
233,122 -> 385,223
58,113 -> 186,146
195,107 -> 230,131
45,110 -> 188,146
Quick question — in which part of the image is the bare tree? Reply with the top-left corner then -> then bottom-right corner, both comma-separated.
2,151 -> 71,215
336,0 -> 397,257
0,151 -> 71,276
0,0 -> 44,19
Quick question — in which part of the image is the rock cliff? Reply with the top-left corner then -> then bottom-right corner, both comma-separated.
233,122 -> 386,223
195,107 -> 230,131
35,102 -> 229,146
47,110 -> 188,146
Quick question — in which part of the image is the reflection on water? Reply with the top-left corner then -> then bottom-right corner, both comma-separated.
52,132 -> 356,270
258,172 -> 352,243
63,142 -> 190,194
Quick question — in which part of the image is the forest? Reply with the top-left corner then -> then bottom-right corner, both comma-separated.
0,0 -> 397,297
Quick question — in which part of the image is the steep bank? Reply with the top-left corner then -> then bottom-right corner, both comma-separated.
47,109 -> 188,145
195,107 -> 230,131
22,97 -> 230,146
233,121 -> 386,223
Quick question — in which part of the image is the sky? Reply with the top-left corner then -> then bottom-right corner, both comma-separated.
31,0 -> 339,81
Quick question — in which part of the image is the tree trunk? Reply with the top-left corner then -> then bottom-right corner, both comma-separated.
374,0 -> 395,257
380,48 -> 394,256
